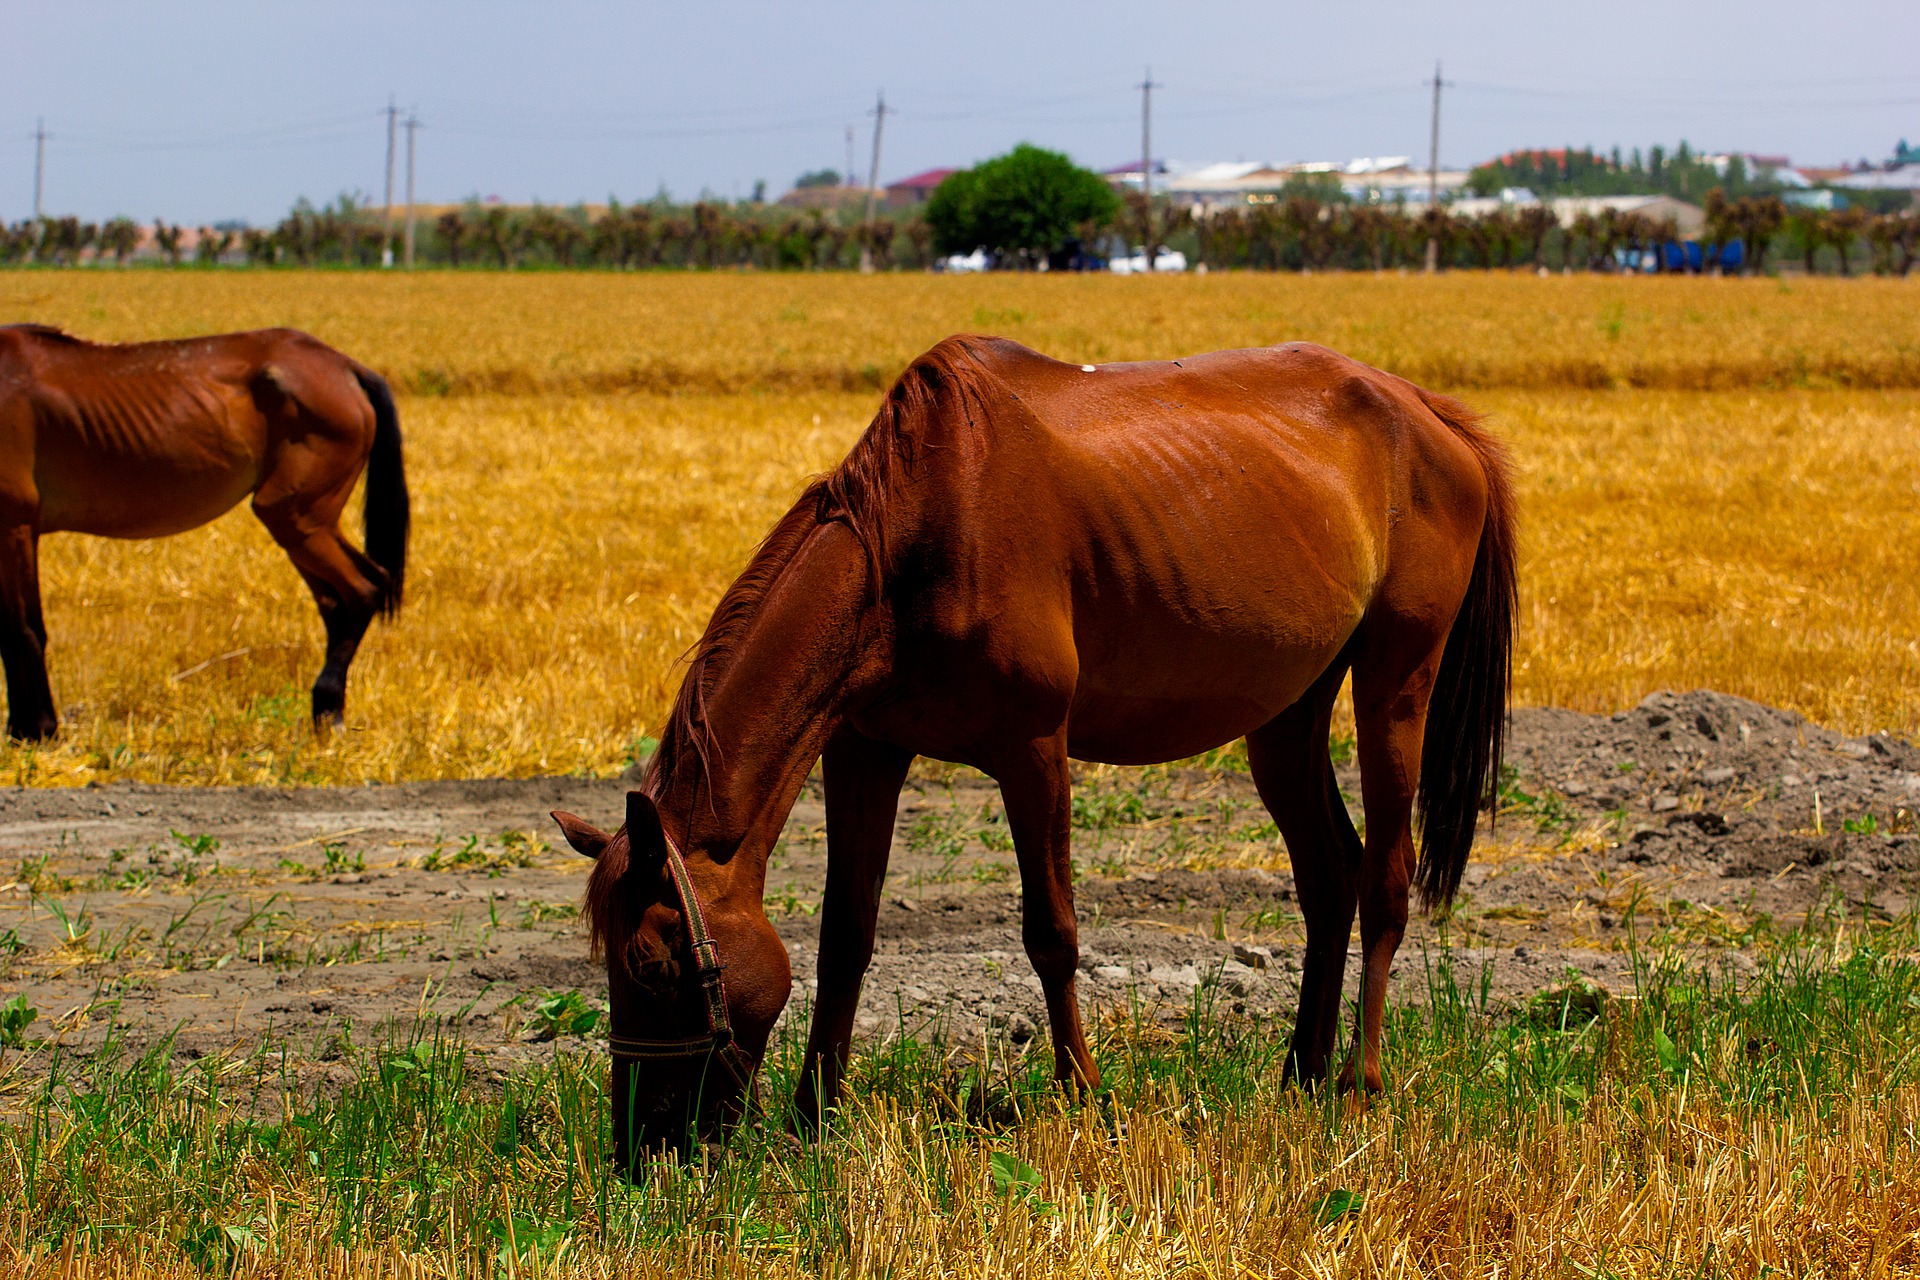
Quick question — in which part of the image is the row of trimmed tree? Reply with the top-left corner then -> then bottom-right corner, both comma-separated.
1175,195 -> 1915,275
5,192 -> 1915,275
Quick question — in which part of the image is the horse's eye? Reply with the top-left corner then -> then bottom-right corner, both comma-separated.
633,955 -> 680,998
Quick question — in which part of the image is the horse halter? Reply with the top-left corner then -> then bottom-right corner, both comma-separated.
607,822 -> 758,1096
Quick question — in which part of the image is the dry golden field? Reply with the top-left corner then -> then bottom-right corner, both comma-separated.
0,272 -> 1916,785
5,270 -> 1920,1279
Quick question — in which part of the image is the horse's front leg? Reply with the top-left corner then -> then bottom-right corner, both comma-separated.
0,518 -> 57,742
793,728 -> 913,1130
989,729 -> 1099,1092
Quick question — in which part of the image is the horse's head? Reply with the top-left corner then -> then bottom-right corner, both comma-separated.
552,793 -> 790,1167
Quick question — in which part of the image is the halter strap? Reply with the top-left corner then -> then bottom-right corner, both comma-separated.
608,824 -> 757,1095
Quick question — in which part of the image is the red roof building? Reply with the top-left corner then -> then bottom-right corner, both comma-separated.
885,168 -> 957,208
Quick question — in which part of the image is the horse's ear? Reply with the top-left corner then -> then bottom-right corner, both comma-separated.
626,791 -> 669,870
550,810 -> 610,859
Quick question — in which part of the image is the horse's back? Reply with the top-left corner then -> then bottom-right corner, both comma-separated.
0,326 -> 367,537
883,338 -> 1493,763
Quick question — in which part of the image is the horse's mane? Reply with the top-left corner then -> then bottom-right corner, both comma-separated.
586,337 -> 993,959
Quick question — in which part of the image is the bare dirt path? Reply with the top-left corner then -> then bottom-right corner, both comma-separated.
1,691 -> 1915,1087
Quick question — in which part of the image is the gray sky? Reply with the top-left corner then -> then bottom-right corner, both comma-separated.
4,1 -> 1915,225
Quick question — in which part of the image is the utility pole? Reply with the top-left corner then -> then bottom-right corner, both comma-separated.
1424,61 -> 1444,273
403,112 -> 419,268
859,90 -> 890,273
1139,67 -> 1162,269
32,117 -> 47,219
845,125 -> 855,188
381,96 -> 398,267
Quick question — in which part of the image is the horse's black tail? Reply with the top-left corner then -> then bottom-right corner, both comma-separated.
1413,389 -> 1518,910
354,368 -> 409,617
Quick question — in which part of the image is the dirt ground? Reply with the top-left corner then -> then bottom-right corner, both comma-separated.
1,689 -> 1916,1087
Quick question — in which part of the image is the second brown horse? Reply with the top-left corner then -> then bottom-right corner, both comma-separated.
553,335 -> 1515,1162
0,325 -> 408,740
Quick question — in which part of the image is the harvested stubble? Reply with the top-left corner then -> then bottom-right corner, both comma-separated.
8,271 -> 1918,395
5,937 -> 1920,1276
0,273 -> 1913,786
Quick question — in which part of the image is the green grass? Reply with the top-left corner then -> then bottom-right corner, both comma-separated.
4,917 -> 1920,1273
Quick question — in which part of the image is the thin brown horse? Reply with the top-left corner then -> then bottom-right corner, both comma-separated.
0,325 -> 408,740
552,335 -> 1515,1161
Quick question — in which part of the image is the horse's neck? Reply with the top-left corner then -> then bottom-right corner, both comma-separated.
654,520 -> 877,900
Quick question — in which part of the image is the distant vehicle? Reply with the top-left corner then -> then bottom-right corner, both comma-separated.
939,249 -> 990,273
1109,247 -> 1188,274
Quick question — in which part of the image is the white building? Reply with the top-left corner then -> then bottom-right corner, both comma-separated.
1448,194 -> 1706,238
1157,157 -> 1469,210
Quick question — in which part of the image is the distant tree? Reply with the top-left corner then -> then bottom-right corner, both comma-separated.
819,219 -> 850,269
1514,205 -> 1555,267
794,169 -> 842,189
1739,196 -> 1787,275
1281,196 -> 1335,270
1415,206 -> 1457,270
153,221 -> 184,266
1701,188 -> 1736,273
100,217 -> 141,265
863,217 -> 897,269
1826,206 -> 1868,277
691,201 -> 725,268
527,205 -> 584,266
925,144 -> 1120,264
275,203 -> 316,265
38,217 -> 91,266
657,214 -> 694,266
0,222 -> 35,264
1865,213 -> 1904,275
901,216 -> 933,269
243,228 -> 276,265
195,228 -> 235,265
624,206 -> 658,267
436,211 -> 468,267
479,207 -> 524,268
1789,208 -> 1828,275
329,193 -> 367,264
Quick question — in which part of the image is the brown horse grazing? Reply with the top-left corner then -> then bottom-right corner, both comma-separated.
0,325 -> 408,740
552,335 -> 1515,1161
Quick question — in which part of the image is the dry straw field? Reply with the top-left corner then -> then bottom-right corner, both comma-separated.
4,271 -> 1920,1279
0,271 -> 1916,786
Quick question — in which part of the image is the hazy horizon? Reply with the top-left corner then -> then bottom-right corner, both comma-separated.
3,0 -> 1914,225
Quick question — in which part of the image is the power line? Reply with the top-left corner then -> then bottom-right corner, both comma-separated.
382,97 -> 398,268
1425,61 -> 1451,273
32,117 -> 48,219
859,90 -> 891,273
1140,66 -> 1163,271
1139,66 -> 1161,201
404,112 -> 419,269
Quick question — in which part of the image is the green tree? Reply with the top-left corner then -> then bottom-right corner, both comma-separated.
924,144 -> 1119,263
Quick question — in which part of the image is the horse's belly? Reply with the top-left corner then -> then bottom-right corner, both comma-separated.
37,455 -> 258,537
1066,621 -> 1353,764
33,402 -> 264,537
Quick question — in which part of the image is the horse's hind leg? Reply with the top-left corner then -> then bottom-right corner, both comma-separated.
1245,661 -> 1360,1085
251,499 -> 385,728
0,519 -> 57,741
1340,628 -> 1451,1094
793,727 -> 914,1129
